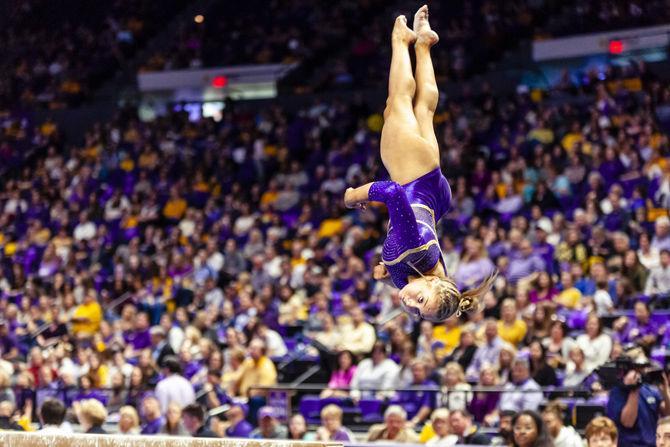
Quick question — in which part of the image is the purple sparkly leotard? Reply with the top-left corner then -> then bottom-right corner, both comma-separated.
369,168 -> 453,289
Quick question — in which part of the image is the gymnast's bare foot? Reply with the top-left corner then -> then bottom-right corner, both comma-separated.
413,5 -> 438,47
392,15 -> 416,46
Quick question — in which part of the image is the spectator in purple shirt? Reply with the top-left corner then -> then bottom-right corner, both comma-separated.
140,396 -> 164,435
316,404 -> 355,442
466,319 -> 503,381
454,236 -> 496,290
507,239 -> 546,284
617,301 -> 659,348
225,403 -> 253,438
533,218 -> 555,274
0,323 -> 19,361
468,363 -> 501,424
125,312 -> 152,354
392,358 -> 438,427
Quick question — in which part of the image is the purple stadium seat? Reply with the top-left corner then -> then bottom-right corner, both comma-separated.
299,395 -> 321,423
359,398 -> 384,423
567,310 -> 588,330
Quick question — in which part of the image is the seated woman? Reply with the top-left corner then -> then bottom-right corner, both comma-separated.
320,350 -> 357,398
511,410 -> 553,447
528,272 -> 558,304
288,414 -> 315,441
440,362 -> 472,411
528,340 -> 558,387
542,320 -> 574,370
563,346 -> 591,388
468,363 -> 500,425
344,5 -> 496,322
576,313 -> 612,371
316,404 -> 355,442
541,401 -> 583,447
118,405 -> 140,435
74,398 -> 108,434
425,408 -> 458,447
442,326 -> 477,371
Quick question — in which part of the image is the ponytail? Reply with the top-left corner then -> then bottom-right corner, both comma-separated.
430,270 -> 498,322
458,270 -> 498,314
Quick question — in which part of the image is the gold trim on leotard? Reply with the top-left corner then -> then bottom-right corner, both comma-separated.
382,240 -> 439,265
389,204 -> 435,233
411,203 -> 436,226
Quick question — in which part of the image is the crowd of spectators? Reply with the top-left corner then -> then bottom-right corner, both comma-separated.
2,41 -> 670,446
140,0 -> 386,75
0,0 -> 187,108
139,0 -> 670,94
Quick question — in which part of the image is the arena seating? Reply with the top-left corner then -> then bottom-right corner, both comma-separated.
0,0 -> 187,108
2,1 -> 670,445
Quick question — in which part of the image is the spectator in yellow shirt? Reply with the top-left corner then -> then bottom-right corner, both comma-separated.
71,290 -> 103,339
433,316 -> 462,360
497,299 -> 527,346
163,187 -> 187,221
236,338 -> 277,397
556,271 -> 582,309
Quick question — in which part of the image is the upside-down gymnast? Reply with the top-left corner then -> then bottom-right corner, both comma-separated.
344,5 -> 496,322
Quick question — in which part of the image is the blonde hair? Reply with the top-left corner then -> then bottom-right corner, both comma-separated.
433,271 -> 498,321
430,408 -> 450,423
584,416 -> 617,442
479,363 -> 499,384
119,405 -> 140,430
78,399 -> 108,427
444,362 -> 466,383
321,404 -> 343,420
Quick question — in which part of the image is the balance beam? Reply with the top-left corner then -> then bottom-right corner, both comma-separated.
0,431 -> 343,447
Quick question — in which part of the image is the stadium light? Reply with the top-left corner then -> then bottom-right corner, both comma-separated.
211,75 -> 228,88
609,40 -> 624,54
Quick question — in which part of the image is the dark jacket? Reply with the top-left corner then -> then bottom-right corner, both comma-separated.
0,416 -> 23,431
462,426 -> 490,445
86,425 -> 107,434
194,425 -> 219,438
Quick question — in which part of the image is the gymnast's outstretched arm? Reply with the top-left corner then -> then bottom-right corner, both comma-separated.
345,181 -> 421,247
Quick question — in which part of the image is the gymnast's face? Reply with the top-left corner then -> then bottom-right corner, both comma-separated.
399,277 -> 440,321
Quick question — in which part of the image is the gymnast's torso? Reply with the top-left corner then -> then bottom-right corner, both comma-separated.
369,168 -> 452,289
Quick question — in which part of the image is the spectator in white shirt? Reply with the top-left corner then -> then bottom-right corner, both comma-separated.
256,322 -> 288,358
73,211 -> 96,241
645,249 -> 670,295
563,346 -> 591,388
576,314 -> 612,372
652,216 -> 670,252
499,357 -> 543,413
592,280 -> 614,316
638,233 -> 660,270
38,398 -> 71,434
155,356 -> 195,414
350,341 -> 399,401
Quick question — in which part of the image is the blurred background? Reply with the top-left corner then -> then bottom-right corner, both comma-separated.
2,1 -> 670,446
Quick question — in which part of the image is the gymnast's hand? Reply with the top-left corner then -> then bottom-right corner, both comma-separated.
344,187 -> 367,210
373,263 -> 389,280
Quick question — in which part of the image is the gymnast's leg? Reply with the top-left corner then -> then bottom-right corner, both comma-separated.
413,5 -> 440,154
380,15 -> 439,186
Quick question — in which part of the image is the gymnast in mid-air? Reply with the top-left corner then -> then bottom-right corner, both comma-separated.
344,5 -> 496,322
